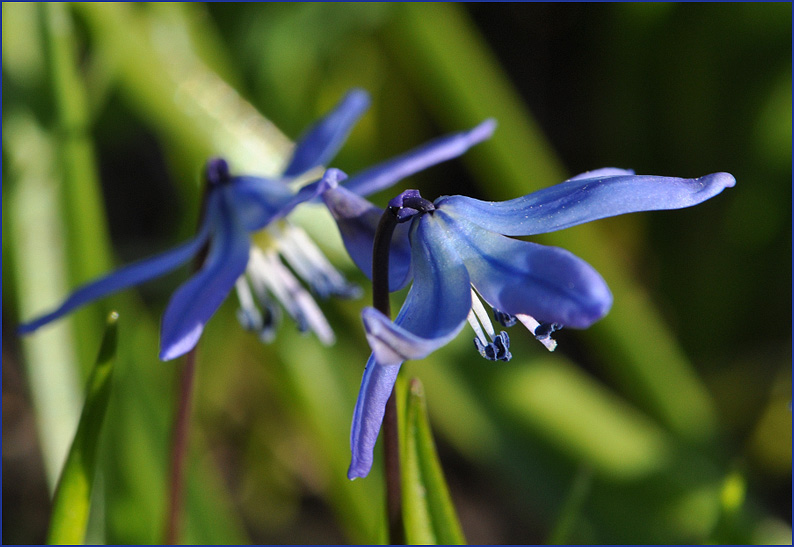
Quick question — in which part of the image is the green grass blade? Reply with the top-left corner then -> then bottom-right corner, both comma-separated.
40,1 -> 115,373
47,312 -> 119,545
400,376 -> 466,545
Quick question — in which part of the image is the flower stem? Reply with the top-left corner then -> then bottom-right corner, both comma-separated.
164,165 -> 213,545
371,210 -> 404,545
163,346 -> 197,545
372,192 -> 436,544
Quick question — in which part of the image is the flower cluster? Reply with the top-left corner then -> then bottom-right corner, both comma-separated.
17,86 -> 735,485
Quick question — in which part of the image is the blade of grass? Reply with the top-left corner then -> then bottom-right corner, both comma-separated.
400,376 -> 466,545
5,112 -> 84,488
47,312 -> 119,545
40,1 -> 114,374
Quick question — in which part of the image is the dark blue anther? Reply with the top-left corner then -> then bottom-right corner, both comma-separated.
493,331 -> 512,361
473,331 -> 512,362
473,338 -> 494,360
492,308 -> 517,327
236,308 -> 262,332
260,301 -> 278,330
388,189 -> 435,223
258,302 -> 280,343
293,312 -> 309,333
206,157 -> 231,187
534,322 -> 563,340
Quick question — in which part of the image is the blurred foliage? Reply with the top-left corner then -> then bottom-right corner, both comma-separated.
2,2 -> 790,545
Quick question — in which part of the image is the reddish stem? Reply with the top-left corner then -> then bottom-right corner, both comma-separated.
164,346 -> 197,545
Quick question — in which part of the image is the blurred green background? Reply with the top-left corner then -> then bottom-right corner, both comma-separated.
2,3 -> 791,544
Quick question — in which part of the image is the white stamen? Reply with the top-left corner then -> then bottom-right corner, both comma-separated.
235,276 -> 257,313
274,222 -> 360,299
467,309 -> 490,346
467,289 -> 514,361
234,277 -> 262,332
516,313 -> 557,352
470,288 -> 496,340
248,247 -> 335,345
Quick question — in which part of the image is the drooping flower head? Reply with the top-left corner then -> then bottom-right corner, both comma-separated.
17,89 -> 496,361
320,167 -> 736,479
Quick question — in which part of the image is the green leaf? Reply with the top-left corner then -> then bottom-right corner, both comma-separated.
400,376 -> 466,545
47,312 -> 119,545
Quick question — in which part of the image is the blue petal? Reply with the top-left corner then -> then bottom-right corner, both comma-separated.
437,209 -> 612,328
226,176 -> 294,231
321,173 -> 412,291
349,214 -> 472,479
18,200 -> 213,335
229,170 -> 339,232
342,119 -> 497,198
348,355 -> 400,480
437,171 -> 735,236
159,188 -> 251,360
281,89 -> 371,178
361,213 -> 471,365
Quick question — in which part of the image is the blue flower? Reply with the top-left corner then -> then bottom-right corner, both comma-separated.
323,167 -> 736,479
17,88 -> 496,361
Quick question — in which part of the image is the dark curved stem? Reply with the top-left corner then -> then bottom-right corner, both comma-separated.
372,211 -> 398,318
372,209 -> 404,545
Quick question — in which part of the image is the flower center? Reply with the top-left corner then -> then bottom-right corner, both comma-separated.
234,222 -> 359,345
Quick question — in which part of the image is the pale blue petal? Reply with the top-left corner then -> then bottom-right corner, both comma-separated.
361,213 -> 471,366
342,119 -> 496,198
281,89 -> 371,178
321,176 -> 412,291
159,188 -> 251,360
437,171 -> 736,236
437,210 -> 612,328
18,197 -> 214,334
347,355 -> 400,480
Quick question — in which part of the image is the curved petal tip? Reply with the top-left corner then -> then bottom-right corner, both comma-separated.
343,88 -> 372,112
703,172 -> 736,190
347,462 -> 370,481
159,323 -> 203,361
471,118 -> 497,142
